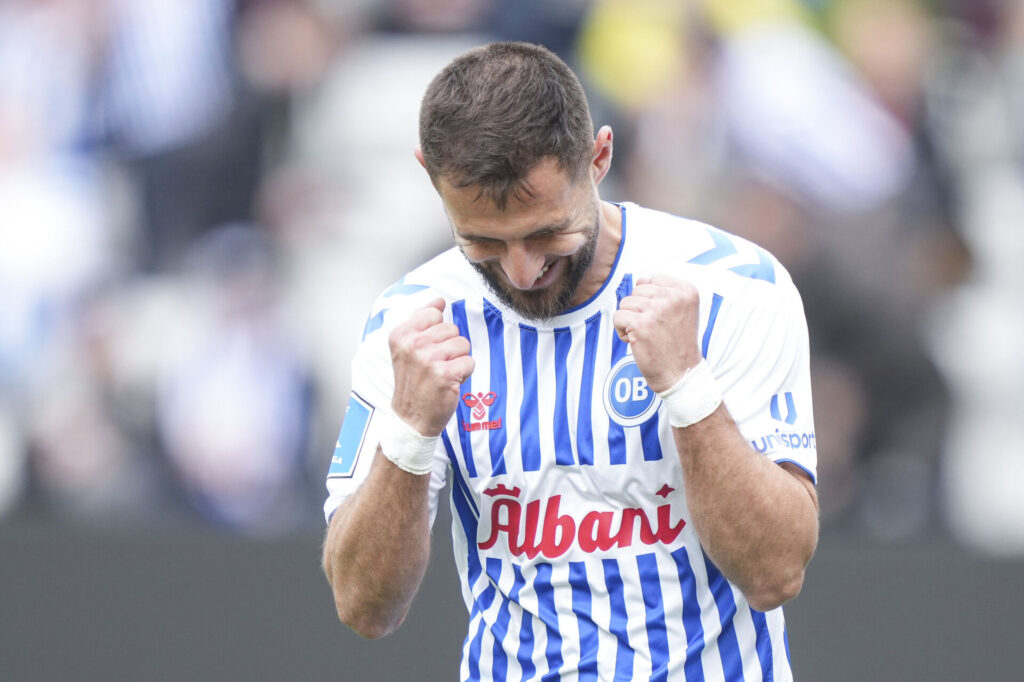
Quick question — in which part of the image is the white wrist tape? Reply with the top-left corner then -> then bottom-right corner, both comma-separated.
658,360 -> 724,428
378,411 -> 437,475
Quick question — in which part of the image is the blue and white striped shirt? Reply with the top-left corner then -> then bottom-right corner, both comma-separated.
327,203 -> 817,681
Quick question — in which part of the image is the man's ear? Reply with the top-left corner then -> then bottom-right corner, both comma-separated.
591,125 -> 614,185
414,146 -> 427,169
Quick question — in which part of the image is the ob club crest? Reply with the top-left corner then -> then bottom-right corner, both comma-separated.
603,356 -> 660,427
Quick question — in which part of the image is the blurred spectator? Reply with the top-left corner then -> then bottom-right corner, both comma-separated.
800,0 -> 967,540
234,0 -> 345,170
97,0 -> 257,272
0,0 -> 105,157
0,0 -> 118,521
922,0 -> 1024,555
373,0 -> 493,34
155,224 -> 315,535
713,18 -> 915,213
577,0 -> 690,117
0,165 -> 113,390
0,0 -> 114,385
485,0 -> 586,59
23,287 -> 171,527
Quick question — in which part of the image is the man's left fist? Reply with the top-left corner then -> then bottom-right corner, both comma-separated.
612,275 -> 703,394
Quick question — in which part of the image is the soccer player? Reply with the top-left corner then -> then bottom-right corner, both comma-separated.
322,42 -> 819,681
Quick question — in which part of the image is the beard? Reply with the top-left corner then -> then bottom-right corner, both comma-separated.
466,205 -> 601,321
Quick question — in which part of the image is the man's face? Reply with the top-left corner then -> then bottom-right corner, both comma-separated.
439,158 -> 601,320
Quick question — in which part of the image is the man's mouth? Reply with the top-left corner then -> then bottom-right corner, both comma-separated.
528,258 -> 562,290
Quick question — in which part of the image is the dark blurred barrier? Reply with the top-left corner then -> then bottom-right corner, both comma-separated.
2,511 -> 1020,681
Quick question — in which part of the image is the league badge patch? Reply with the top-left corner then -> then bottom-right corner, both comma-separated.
328,392 -> 374,478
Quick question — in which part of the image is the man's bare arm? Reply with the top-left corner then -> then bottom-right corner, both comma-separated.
672,406 -> 818,610
323,298 -> 473,638
614,275 -> 818,611
322,449 -> 432,639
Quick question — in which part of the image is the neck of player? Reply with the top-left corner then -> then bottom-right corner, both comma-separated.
571,200 -> 622,308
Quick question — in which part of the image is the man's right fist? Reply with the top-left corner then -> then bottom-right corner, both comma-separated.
388,298 -> 475,437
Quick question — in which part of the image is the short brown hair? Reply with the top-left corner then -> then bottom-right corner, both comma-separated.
418,42 -> 595,209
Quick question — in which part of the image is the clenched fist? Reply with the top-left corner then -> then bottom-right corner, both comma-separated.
612,275 -> 703,394
389,298 -> 475,437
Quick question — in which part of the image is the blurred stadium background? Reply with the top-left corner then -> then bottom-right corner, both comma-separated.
1,0 -> 1022,679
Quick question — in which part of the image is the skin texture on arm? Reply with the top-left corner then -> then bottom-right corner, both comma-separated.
614,275 -> 819,611
672,409 -> 818,611
322,298 -> 474,638
322,450 -> 432,639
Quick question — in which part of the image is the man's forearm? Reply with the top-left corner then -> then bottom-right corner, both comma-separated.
323,448 -> 432,639
674,405 -> 819,611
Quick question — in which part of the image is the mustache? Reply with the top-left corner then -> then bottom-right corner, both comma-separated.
457,202 -> 601,320
465,234 -> 597,320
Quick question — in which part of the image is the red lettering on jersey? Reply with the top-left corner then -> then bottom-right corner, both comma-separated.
539,495 -> 575,558
578,511 -> 617,553
483,484 -> 521,498
478,490 -> 686,558
479,497 -> 521,554
655,503 -> 686,544
463,418 -> 502,432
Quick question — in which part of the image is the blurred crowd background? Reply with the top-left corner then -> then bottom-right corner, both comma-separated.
1,0 -> 1022,554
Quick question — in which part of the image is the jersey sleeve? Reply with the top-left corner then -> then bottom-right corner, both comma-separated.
323,291 -> 450,526
704,273 -> 818,482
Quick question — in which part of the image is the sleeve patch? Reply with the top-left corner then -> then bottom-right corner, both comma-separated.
328,393 -> 374,478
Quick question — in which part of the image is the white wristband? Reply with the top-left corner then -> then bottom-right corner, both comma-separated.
378,411 -> 438,475
658,360 -> 723,428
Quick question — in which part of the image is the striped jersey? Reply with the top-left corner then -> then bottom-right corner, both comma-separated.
325,203 -> 817,681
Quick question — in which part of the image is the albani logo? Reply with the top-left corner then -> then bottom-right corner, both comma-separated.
462,391 -> 502,432
478,484 -> 685,559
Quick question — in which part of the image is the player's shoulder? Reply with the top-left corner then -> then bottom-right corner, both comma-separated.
622,202 -> 798,303
622,202 -> 711,242
360,247 -> 479,339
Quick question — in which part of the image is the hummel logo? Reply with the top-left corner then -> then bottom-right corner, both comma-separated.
462,391 -> 503,432
463,391 -> 496,420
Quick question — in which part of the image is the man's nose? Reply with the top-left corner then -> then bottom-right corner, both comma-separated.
500,242 -> 545,290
